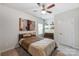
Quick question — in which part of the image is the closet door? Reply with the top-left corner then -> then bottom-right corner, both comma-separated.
55,18 -> 75,47
62,19 -> 75,47
75,17 -> 79,48
55,19 -> 64,45
55,20 -> 63,44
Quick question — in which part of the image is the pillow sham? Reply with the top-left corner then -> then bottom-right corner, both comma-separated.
23,33 -> 31,38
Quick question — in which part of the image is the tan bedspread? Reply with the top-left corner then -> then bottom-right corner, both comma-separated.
28,38 -> 55,56
19,37 -> 43,50
19,37 -> 56,56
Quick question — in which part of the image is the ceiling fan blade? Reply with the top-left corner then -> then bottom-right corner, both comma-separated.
46,11 -> 52,13
37,3 -> 41,6
47,4 -> 55,9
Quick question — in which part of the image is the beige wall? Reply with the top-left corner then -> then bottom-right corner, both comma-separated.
0,5 -> 43,53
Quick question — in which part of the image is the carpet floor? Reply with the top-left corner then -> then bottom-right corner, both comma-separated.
1,47 -> 64,56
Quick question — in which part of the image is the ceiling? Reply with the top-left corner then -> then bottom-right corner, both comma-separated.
1,3 -> 79,20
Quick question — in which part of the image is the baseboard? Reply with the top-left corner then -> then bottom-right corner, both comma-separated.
59,43 -> 79,50
1,43 -> 20,54
1,46 -> 20,55
0,52 -> 1,56
1,47 -> 15,53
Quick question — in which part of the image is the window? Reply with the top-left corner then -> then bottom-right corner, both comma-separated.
38,23 -> 43,35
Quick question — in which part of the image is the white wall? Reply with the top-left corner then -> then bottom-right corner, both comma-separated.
54,7 -> 79,48
74,14 -> 79,49
0,5 -> 42,53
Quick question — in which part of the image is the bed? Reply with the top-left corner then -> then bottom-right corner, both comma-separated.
19,33 -> 56,56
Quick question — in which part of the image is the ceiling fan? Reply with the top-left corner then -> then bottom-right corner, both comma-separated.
37,3 -> 55,14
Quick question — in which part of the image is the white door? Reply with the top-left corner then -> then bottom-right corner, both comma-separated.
55,18 -> 75,47
55,20 -> 64,45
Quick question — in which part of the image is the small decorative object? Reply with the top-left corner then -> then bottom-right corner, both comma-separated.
51,26 -> 54,29
50,22 -> 54,25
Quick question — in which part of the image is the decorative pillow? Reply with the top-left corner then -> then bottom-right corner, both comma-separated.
31,35 -> 36,39
23,33 -> 31,38
31,32 -> 36,36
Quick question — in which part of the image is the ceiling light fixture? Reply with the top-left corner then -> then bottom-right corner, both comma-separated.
41,10 -> 46,14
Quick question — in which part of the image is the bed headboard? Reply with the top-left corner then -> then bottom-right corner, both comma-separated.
19,32 -> 36,41
19,34 -> 23,40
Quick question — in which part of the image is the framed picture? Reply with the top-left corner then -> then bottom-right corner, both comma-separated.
19,18 -> 35,31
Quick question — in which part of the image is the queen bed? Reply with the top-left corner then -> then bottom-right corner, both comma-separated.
19,33 -> 57,56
